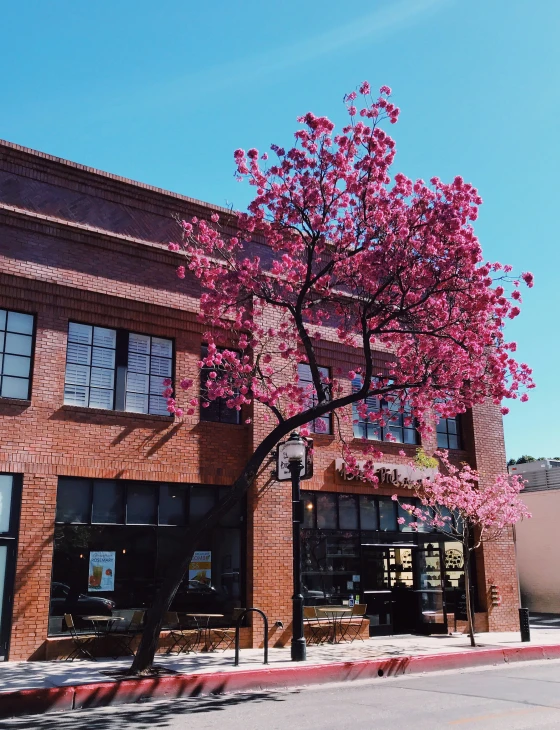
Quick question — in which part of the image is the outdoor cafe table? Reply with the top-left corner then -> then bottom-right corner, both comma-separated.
184,613 -> 224,652
315,606 -> 353,644
82,615 -> 130,656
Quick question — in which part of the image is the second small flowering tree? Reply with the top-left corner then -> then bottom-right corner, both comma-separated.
130,83 -> 534,674
394,452 -> 530,646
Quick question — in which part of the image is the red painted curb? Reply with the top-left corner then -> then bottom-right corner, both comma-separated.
0,686 -> 74,719
2,643 -> 560,718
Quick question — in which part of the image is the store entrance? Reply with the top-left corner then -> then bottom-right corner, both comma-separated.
361,543 -> 447,636
361,544 -> 417,635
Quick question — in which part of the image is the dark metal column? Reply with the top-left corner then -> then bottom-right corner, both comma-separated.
289,460 -> 306,662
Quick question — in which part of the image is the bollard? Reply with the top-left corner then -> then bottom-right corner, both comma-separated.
519,607 -> 530,642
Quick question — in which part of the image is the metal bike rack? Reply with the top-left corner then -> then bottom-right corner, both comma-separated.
234,608 -> 269,666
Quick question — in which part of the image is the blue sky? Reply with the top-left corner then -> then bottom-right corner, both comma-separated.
2,0 -> 558,460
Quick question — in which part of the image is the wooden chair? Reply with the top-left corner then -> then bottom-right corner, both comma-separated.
164,611 -> 200,655
338,604 -> 367,643
64,614 -> 97,661
107,610 -> 146,657
207,607 -> 245,652
304,606 -> 329,645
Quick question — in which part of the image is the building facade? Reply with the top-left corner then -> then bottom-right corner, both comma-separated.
0,139 -> 518,661
510,460 -> 560,614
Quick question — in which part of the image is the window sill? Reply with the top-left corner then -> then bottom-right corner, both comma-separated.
349,438 -> 419,450
0,397 -> 31,407
199,419 -> 245,428
60,404 -> 173,422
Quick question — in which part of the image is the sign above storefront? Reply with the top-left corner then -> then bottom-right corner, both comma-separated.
335,459 -> 438,486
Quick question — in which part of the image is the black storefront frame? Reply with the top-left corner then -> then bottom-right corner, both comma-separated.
301,490 -> 476,636
0,473 -> 22,660
50,477 -> 247,635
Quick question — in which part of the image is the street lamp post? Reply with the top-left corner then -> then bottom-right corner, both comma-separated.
284,432 -> 307,662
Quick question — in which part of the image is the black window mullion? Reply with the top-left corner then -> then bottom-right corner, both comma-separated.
115,330 -> 128,412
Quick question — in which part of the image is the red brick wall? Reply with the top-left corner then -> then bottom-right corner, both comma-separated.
470,401 -> 520,631
0,140 -> 518,659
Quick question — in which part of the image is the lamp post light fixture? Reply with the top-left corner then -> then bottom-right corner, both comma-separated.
285,432 -> 307,662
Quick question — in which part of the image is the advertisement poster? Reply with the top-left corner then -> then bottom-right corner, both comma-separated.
88,551 -> 115,592
189,550 -> 211,585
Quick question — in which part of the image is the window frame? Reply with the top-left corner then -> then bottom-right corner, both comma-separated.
199,345 -> 241,425
297,363 -> 332,435
436,414 -> 462,450
0,308 -> 36,401
63,321 -> 175,417
351,378 -> 419,445
55,477 -> 242,529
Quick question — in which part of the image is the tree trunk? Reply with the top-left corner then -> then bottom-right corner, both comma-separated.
463,527 -> 476,648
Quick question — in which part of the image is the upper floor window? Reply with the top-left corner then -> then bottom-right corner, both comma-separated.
0,309 -> 34,400
352,378 -> 418,444
64,322 -> 173,416
297,363 -> 332,435
200,345 -> 240,425
436,416 -> 462,450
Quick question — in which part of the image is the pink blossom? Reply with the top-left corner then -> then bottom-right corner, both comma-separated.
521,271 -> 534,288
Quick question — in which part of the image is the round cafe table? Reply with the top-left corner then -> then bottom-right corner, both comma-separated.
184,613 -> 224,651
315,606 -> 352,644
82,615 -> 128,655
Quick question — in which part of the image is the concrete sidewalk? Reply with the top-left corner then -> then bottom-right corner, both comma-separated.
1,627 -> 560,718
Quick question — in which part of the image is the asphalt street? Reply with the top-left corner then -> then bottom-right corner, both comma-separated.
5,659 -> 560,730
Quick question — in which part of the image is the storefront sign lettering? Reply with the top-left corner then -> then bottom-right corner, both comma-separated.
335,459 -> 437,486
88,551 -> 115,592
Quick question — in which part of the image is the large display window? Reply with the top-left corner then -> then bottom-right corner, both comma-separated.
49,478 -> 244,634
301,490 -> 471,634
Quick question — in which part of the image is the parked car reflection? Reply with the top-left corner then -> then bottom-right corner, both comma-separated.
50,581 -> 115,628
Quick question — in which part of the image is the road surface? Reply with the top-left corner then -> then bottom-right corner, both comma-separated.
4,659 -> 560,729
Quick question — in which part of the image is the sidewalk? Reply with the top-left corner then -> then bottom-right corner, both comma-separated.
1,627 -> 560,718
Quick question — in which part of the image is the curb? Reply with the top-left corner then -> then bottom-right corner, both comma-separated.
2,643 -> 560,719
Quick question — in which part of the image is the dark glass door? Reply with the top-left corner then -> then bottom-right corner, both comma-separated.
361,546 -> 392,635
415,544 -> 448,634
0,474 -> 21,660
389,546 -> 416,633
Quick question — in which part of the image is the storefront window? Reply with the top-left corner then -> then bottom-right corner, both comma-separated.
49,478 -> 244,635
92,481 -> 125,524
359,496 -> 378,530
378,497 -> 397,531
303,494 -> 316,528
316,493 -> 337,529
302,532 -> 360,605
127,483 -> 158,524
338,494 -> 358,530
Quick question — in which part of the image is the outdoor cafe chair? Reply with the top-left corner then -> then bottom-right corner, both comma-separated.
303,606 -> 329,645
338,603 -> 367,643
64,614 -> 96,661
164,612 -> 201,655
105,609 -> 146,658
205,607 -> 245,652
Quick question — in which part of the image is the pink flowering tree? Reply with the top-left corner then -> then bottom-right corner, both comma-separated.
130,83 -> 534,674
394,451 -> 530,646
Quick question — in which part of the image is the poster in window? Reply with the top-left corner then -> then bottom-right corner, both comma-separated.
189,550 -> 211,586
88,551 -> 115,592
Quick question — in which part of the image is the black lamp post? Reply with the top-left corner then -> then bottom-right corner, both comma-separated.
284,432 -> 307,662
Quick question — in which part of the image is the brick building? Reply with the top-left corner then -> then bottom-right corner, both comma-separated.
0,139 -> 518,661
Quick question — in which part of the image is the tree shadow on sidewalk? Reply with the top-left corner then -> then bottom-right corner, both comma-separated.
2,689 -> 297,730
